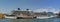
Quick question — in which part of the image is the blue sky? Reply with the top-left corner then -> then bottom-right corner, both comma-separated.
0,0 -> 60,13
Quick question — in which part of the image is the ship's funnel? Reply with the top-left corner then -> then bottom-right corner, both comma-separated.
18,8 -> 20,10
26,9 -> 29,11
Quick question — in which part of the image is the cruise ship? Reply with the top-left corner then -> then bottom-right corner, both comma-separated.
5,8 -> 36,19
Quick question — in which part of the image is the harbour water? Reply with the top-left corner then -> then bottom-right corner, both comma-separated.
0,18 -> 59,22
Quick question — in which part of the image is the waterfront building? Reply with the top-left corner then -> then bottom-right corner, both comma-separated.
0,13 -> 6,18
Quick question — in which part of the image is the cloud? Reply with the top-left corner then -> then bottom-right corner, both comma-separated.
34,7 -> 60,13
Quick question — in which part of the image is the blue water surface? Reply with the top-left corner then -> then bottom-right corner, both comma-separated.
0,18 -> 60,22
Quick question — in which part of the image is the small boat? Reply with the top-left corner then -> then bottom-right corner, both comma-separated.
5,15 -> 17,19
36,15 -> 57,19
5,16 -> 16,19
37,16 -> 50,19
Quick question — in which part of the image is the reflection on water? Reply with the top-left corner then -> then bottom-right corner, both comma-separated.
0,18 -> 60,22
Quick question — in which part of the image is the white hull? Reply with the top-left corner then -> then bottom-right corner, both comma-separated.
37,17 -> 50,19
37,15 -> 57,19
5,16 -> 17,19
